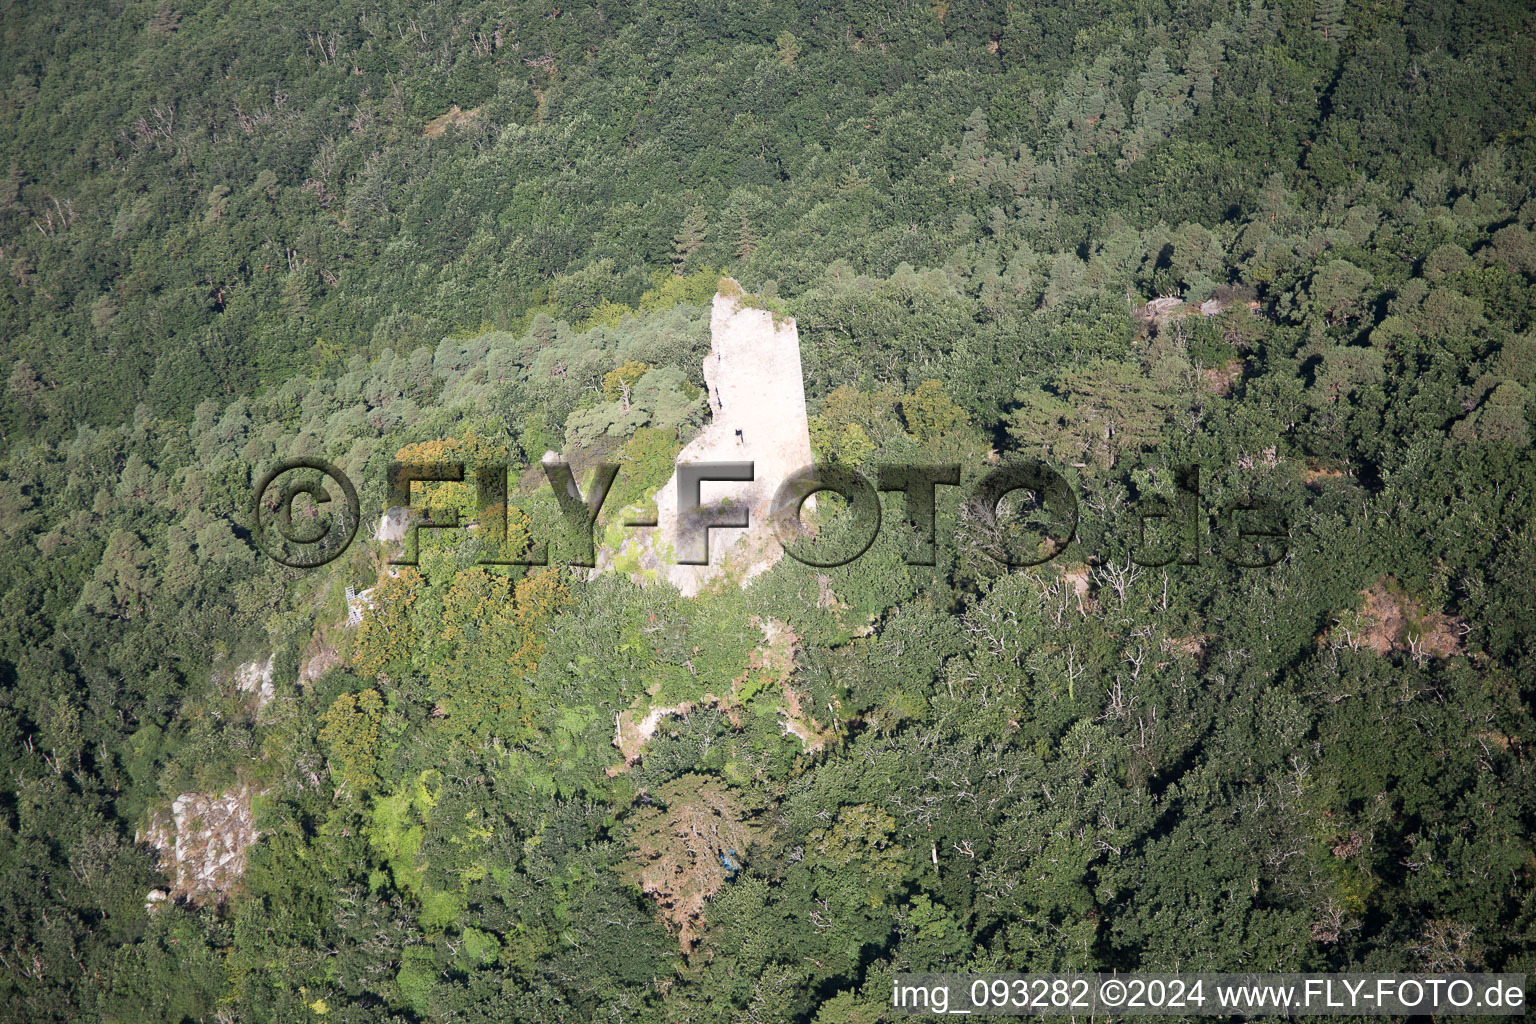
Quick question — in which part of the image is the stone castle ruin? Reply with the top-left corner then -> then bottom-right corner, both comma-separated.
602,281 -> 814,596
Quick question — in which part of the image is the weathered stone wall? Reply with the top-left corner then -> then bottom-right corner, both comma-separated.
605,282 -> 814,596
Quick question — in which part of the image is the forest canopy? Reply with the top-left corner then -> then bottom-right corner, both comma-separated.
0,0 -> 1533,1021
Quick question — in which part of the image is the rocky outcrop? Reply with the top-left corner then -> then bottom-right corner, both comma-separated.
298,639 -> 342,686
376,506 -> 411,544
233,655 -> 275,709
1134,294 -> 1259,325
1136,296 -> 1189,323
139,783 -> 266,904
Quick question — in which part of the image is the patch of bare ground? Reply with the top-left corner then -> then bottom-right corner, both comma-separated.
298,636 -> 342,688
1477,731 -> 1518,753
746,617 -> 835,754
1161,634 -> 1209,662
422,104 -> 480,136
1302,462 -> 1347,490
1018,562 -> 1096,622
777,679 -> 835,753
1319,576 -> 1467,661
1203,359 -> 1245,396
815,572 -> 842,610
1061,563 -> 1095,615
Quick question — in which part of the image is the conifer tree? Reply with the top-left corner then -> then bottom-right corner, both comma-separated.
672,208 -> 708,274
736,215 -> 758,260
1312,0 -> 1349,41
